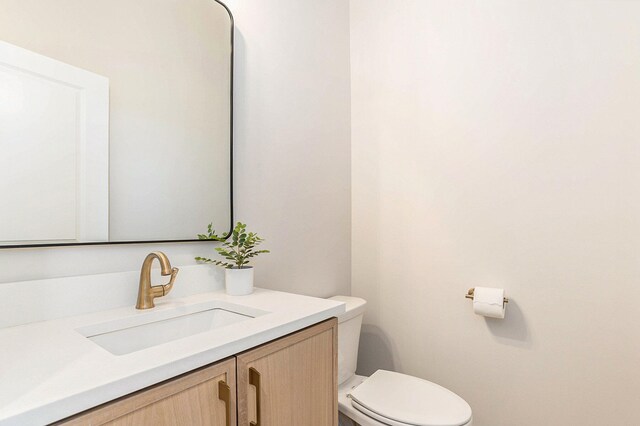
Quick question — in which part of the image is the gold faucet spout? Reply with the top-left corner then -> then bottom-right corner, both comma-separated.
136,252 -> 179,309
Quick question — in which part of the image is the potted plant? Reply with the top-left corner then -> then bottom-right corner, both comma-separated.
195,222 -> 269,295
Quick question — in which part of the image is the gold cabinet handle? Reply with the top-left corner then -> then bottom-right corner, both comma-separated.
218,380 -> 231,426
249,367 -> 261,426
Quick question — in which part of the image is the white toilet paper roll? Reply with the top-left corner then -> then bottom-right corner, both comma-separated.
473,287 -> 506,319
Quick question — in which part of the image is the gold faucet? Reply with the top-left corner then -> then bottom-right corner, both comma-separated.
136,252 -> 179,309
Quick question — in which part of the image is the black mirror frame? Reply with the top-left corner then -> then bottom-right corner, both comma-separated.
1,0 -> 234,250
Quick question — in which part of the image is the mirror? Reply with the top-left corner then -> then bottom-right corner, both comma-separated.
0,0 -> 233,248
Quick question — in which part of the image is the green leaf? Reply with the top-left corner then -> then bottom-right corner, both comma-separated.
195,221 -> 269,268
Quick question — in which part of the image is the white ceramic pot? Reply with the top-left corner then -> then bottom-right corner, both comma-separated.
224,266 -> 254,295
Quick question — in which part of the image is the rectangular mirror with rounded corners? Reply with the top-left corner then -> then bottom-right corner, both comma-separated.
0,0 -> 233,248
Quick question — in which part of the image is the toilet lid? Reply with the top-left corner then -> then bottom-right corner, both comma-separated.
349,370 -> 472,426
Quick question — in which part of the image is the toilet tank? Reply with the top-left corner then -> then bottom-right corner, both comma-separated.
329,296 -> 367,386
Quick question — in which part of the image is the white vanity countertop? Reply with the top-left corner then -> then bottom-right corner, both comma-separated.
0,289 -> 345,425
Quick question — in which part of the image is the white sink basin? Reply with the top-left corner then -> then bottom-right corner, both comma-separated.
77,303 -> 260,355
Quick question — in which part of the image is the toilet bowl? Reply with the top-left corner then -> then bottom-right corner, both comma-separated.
330,296 -> 472,426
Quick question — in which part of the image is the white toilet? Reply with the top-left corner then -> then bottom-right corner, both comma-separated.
330,296 -> 473,426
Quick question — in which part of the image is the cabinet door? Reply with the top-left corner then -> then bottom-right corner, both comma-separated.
237,318 -> 338,426
57,358 -> 236,426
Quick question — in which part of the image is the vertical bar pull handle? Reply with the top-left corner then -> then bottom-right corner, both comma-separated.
249,367 -> 261,426
218,380 -> 231,426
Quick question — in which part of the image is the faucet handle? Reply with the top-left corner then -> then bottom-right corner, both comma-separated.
160,267 -> 179,296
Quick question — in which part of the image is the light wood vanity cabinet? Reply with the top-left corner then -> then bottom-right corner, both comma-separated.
237,317 -> 338,426
57,318 -> 337,426
58,359 -> 236,426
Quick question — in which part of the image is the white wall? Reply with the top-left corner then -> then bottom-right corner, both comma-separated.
225,0 -> 352,296
0,0 -> 351,300
350,1 -> 640,425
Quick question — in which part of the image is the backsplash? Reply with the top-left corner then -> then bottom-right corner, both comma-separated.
0,264 -> 223,329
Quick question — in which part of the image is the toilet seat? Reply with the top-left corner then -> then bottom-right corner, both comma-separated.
349,370 -> 472,426
351,400 -> 422,426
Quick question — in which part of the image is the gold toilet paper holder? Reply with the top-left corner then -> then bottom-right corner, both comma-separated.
465,288 -> 509,304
